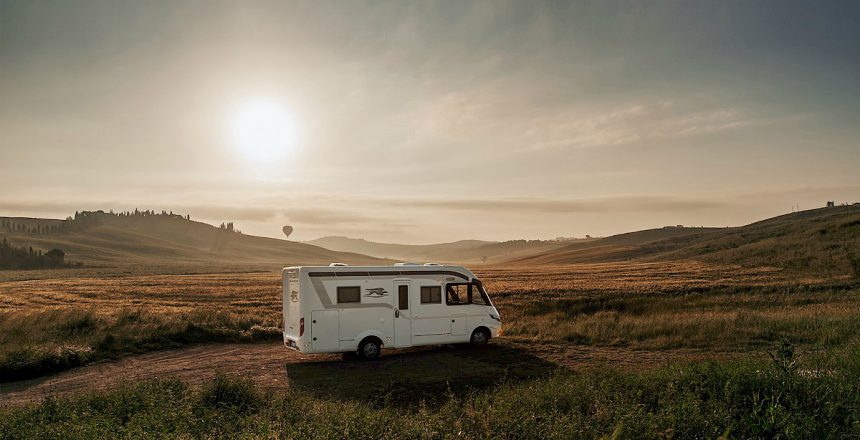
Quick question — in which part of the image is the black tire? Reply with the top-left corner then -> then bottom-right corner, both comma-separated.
469,328 -> 490,346
358,338 -> 381,360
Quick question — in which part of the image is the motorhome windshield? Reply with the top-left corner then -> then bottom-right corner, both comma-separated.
472,279 -> 493,306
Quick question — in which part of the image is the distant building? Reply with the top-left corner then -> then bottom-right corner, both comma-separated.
826,201 -> 835,208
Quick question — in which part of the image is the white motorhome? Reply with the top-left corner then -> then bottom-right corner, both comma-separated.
282,263 -> 502,359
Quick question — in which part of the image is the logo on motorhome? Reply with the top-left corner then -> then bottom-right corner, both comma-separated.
290,290 -> 299,302
364,287 -> 389,298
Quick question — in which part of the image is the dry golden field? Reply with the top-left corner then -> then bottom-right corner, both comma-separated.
1,260 -> 858,384
2,260 -> 860,439
477,262 -> 860,350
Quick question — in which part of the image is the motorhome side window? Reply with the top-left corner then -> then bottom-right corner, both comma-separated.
446,283 -> 469,305
420,286 -> 442,304
337,286 -> 361,303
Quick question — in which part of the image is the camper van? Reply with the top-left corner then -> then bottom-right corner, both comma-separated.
282,263 -> 502,359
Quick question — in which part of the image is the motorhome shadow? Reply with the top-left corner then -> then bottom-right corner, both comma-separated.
282,263 -> 503,360
285,343 -> 559,405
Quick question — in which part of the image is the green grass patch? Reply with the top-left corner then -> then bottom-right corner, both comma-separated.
2,345 -> 859,439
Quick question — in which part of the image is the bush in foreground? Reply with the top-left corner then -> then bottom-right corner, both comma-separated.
2,349 -> 858,439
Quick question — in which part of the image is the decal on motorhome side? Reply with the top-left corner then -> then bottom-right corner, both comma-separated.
365,287 -> 388,297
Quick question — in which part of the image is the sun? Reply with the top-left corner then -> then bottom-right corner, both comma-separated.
230,99 -> 298,163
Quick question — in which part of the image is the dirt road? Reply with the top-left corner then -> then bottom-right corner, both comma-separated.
0,340 -> 735,406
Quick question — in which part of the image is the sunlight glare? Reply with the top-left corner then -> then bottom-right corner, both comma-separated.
230,99 -> 298,164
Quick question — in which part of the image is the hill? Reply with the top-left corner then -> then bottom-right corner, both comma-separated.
511,205 -> 860,277
304,236 -> 590,263
510,226 -> 724,264
304,236 -> 492,262
637,205 -> 860,276
0,211 -> 385,268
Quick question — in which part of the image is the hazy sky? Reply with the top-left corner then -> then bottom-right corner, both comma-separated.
2,1 -> 859,243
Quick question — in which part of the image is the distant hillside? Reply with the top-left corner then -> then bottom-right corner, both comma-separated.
512,206 -> 860,277
0,211 -> 385,268
508,226 -> 723,265
304,236 -> 492,262
638,205 -> 860,276
304,236 -> 590,263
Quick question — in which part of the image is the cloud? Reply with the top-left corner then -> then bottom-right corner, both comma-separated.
282,207 -> 397,227
521,101 -> 804,151
421,83 -> 804,154
378,195 -> 727,214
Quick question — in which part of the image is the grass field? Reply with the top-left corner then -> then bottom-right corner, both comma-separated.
1,261 -> 857,381
0,272 -> 284,380
2,260 -> 859,437
487,263 -> 860,351
2,349 -> 859,439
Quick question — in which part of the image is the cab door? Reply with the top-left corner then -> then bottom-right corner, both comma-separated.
446,283 -> 468,337
393,281 -> 412,347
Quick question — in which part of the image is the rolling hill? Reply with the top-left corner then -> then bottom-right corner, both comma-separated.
4,205 -> 858,276
304,236 -> 493,262
511,205 -> 860,277
306,226 -> 724,264
508,226 -> 725,264
304,236 -> 592,264
0,211 -> 385,268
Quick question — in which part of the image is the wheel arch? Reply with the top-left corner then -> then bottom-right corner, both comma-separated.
355,331 -> 385,349
471,325 -> 491,340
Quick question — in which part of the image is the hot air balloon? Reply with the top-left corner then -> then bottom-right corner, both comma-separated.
282,225 -> 293,238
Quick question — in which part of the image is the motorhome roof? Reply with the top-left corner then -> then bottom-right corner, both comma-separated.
286,264 -> 467,270
283,264 -> 475,280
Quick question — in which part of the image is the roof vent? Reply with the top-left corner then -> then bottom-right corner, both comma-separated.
423,262 -> 442,266
329,262 -> 349,267
394,262 -> 420,266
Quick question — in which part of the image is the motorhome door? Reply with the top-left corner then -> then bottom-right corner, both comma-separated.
393,280 -> 412,347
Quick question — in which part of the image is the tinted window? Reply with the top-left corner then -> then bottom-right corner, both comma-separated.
446,284 -> 469,305
337,286 -> 361,303
472,283 -> 490,306
398,285 -> 409,310
420,286 -> 441,304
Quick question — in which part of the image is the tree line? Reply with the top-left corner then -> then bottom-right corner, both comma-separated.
0,219 -> 63,235
219,222 -> 242,234
71,209 -> 192,221
2,209 -> 243,236
0,237 -> 77,270
1,209 -> 195,236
